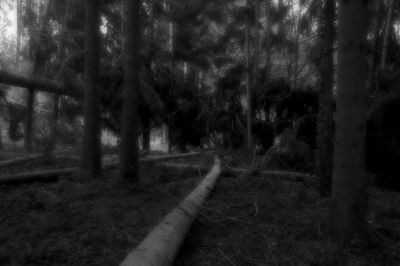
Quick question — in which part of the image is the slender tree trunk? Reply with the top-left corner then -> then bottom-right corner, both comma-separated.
24,0 -> 52,154
245,0 -> 253,149
24,0 -> 35,154
290,0 -> 300,90
264,0 -> 272,88
142,117 -> 151,151
49,95 -> 59,152
141,0 -> 155,153
24,88 -> 34,153
16,0 -> 21,72
50,0 -> 71,153
368,0 -> 383,96
168,3 -> 175,154
381,0 -> 395,70
253,0 -> 260,89
119,0 -> 141,181
330,0 -> 369,243
316,0 -> 335,197
80,0 -> 102,178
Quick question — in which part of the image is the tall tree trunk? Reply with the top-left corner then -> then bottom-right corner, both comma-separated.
119,0 -> 141,181
168,3 -> 175,154
245,0 -> 253,149
368,0 -> 383,96
24,89 -> 34,153
142,116 -> 151,151
24,0 -> 35,154
330,0 -> 369,243
24,0 -> 52,154
141,0 -> 155,153
380,0 -> 395,70
80,0 -> 102,178
16,0 -> 21,72
50,0 -> 71,153
253,0 -> 260,89
290,0 -> 300,90
264,0 -> 272,88
316,0 -> 335,197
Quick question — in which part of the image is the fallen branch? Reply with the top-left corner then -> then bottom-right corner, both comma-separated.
120,157 -> 222,266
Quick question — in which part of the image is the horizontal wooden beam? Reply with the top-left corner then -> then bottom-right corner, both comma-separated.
0,70 -> 82,97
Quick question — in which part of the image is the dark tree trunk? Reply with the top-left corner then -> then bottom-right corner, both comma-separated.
330,0 -> 369,243
119,0 -> 141,181
50,0 -> 71,153
16,0 -> 21,71
24,0 -> 52,154
80,0 -> 102,178
316,0 -> 335,197
142,117 -> 151,151
381,0 -> 395,70
245,0 -> 253,149
264,0 -> 272,88
24,88 -> 34,154
368,0 -> 383,96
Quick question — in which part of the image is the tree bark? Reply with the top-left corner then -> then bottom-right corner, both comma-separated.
142,117 -> 151,151
245,0 -> 253,149
380,0 -> 395,69
119,0 -> 141,181
264,0 -> 272,88
80,0 -> 102,178
316,0 -> 335,197
253,0 -> 260,90
120,157 -> 222,266
24,0 -> 53,154
168,2 -> 175,154
368,0 -> 383,96
50,0 -> 71,153
330,0 -> 369,243
24,89 -> 34,153
16,0 -> 21,71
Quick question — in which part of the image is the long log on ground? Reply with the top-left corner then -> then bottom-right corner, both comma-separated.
160,162 -> 313,183
120,157 -> 222,266
0,154 -> 44,168
0,168 -> 76,185
0,151 -> 212,185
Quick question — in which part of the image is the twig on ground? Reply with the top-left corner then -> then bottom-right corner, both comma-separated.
218,248 -> 237,266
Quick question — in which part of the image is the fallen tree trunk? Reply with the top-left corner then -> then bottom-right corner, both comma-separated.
0,151 -> 212,185
0,154 -> 44,168
0,69 -> 163,113
160,162 -> 313,183
0,168 -> 76,184
120,157 -> 222,266
0,70 -> 81,97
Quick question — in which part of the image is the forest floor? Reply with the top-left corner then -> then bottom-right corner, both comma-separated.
175,170 -> 400,266
0,155 -> 212,266
0,152 -> 399,265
